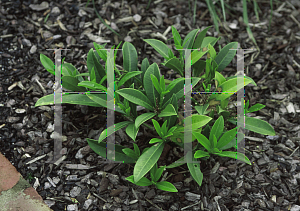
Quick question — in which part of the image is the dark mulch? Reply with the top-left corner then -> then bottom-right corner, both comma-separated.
1,0 -> 300,210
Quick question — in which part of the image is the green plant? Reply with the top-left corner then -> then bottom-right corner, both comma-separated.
35,26 -> 275,192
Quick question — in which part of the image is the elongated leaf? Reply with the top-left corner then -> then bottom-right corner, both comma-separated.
122,148 -> 139,160
192,59 -> 206,77
153,166 -> 165,182
164,57 -> 184,76
86,93 -> 124,114
183,29 -> 200,49
116,88 -> 154,111
194,150 -> 210,158
172,25 -> 182,46
214,151 -> 251,165
98,121 -> 131,143
144,39 -> 173,60
135,113 -> 156,129
165,94 -> 178,129
246,103 -> 265,113
193,132 -> 211,152
141,58 -> 150,84
87,49 -> 106,83
183,114 -> 212,131
193,26 -> 212,49
152,119 -> 162,137
40,54 -> 55,75
118,71 -> 142,87
215,42 -> 238,72
226,75 -> 257,86
158,104 -> 177,118
190,48 -> 208,64
122,42 -> 138,73
155,181 -> 178,192
94,42 -> 107,62
219,132 -> 244,151
165,157 -> 185,169
144,63 -> 161,107
209,116 -> 224,144
151,74 -> 162,93
242,116 -> 276,136
186,151 -> 203,186
201,37 -> 219,48
126,123 -> 138,142
126,176 -> 152,186
62,76 -> 87,92
195,104 -> 210,115
216,127 -> 237,150
87,138 -> 135,163
78,81 -> 107,92
134,142 -> 165,183
215,71 -> 226,87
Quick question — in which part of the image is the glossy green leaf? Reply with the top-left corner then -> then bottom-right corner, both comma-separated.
144,39 -> 173,60
165,94 -> 178,130
246,103 -> 265,113
118,71 -> 142,87
183,114 -> 212,131
160,120 -> 168,137
153,165 -> 165,182
216,127 -> 237,150
226,75 -> 257,86
215,71 -> 226,87
149,138 -> 164,144
158,104 -> 177,118
133,143 -> 140,157
87,49 -> 106,83
172,25 -> 182,46
141,58 -> 150,84
40,54 -> 55,75
155,181 -> 178,192
214,151 -> 252,165
186,151 -> 203,186
195,104 -> 210,115
215,42 -> 238,72
94,42 -> 107,62
125,175 -> 152,186
151,74 -> 162,94
77,81 -> 107,92
62,76 -> 87,92
209,116 -> 224,144
193,132 -> 211,152
219,132 -> 244,151
182,29 -> 200,49
193,26 -> 212,49
243,116 -> 276,135
87,138 -> 135,163
134,142 -> 165,183
144,63 -> 161,107
98,121 -> 131,143
122,42 -> 138,73
126,123 -> 138,142
152,119 -> 162,137
194,150 -> 210,158
164,57 -> 184,76
116,88 -> 154,111
201,37 -> 220,48
165,157 -> 185,169
192,60 -> 206,77
190,48 -> 208,65
135,113 -> 156,129
122,148 -> 139,160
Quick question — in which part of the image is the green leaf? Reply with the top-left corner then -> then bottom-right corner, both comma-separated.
126,175 -> 152,186
150,74 -> 162,94
164,57 -> 184,77
86,93 -> 124,114
216,127 -> 237,150
144,39 -> 173,60
141,58 -> 150,84
186,151 -> 203,186
165,157 -> 185,169
193,26 -> 212,49
193,132 -> 212,152
215,42 -> 238,72
160,76 -> 166,92
219,132 -> 244,151
153,166 -> 166,182
213,135 -> 218,148
209,116 -> 224,144
182,29 -> 200,49
40,54 -> 55,75
183,114 -> 212,131
122,42 -> 138,72
208,43 -> 216,59
244,116 -> 276,136
134,142 -> 165,183
144,63 -> 161,107
226,75 -> 257,86
155,181 -> 178,192
190,48 -> 208,65
192,60 -> 206,77
126,123 -> 138,142
94,42 -> 107,62
87,49 -> 106,83
87,138 -> 135,163
98,121 -> 131,143
215,71 -> 226,87
135,113 -> 156,129
118,71 -> 142,87
160,120 -> 168,137
122,148 -> 139,160
194,150 -> 210,158
116,88 -> 154,111
158,104 -> 177,118
214,151 -> 251,165
77,81 -> 107,92
152,119 -> 162,137
133,143 -> 140,156
246,103 -> 265,113
195,104 -> 210,115
201,37 -> 220,48
149,138 -> 164,144
61,76 -> 87,92
172,25 -> 182,46
165,94 -> 178,130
